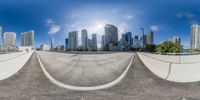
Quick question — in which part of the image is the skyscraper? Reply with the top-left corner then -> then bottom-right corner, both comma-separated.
4,32 -> 16,47
21,30 -> 34,47
65,38 -> 68,49
104,24 -> 118,50
50,37 -> 54,50
92,34 -> 97,50
0,26 -> 3,47
143,35 -> 147,45
101,35 -> 105,50
68,31 -> 78,51
88,39 -> 92,50
171,36 -> 181,45
81,29 -> 88,50
190,24 -> 200,49
122,32 -> 133,50
146,31 -> 154,45
133,35 -> 141,48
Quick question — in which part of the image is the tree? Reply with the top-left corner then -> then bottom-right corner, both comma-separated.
156,41 -> 181,54
142,44 -> 156,52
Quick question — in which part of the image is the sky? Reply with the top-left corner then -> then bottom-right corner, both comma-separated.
0,0 -> 200,47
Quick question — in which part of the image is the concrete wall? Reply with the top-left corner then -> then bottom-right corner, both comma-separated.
138,52 -> 200,83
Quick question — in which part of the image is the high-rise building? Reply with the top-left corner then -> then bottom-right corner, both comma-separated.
21,30 -> 34,47
92,34 -> 97,50
50,37 -> 54,50
122,32 -> 133,50
133,35 -> 141,48
170,36 -> 181,45
190,24 -> 200,49
65,38 -> 68,49
88,39 -> 92,50
0,26 -> 3,47
101,35 -> 105,50
143,35 -> 147,45
68,31 -> 78,51
81,29 -> 88,50
4,32 -> 16,47
146,31 -> 154,45
104,24 -> 118,50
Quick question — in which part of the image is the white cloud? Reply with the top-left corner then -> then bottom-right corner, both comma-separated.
176,12 -> 195,19
124,14 -> 133,20
46,19 -> 61,35
176,12 -> 200,24
48,25 -> 61,35
150,25 -> 159,32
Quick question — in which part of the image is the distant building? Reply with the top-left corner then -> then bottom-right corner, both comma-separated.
143,34 -> 147,46
21,30 -> 34,47
104,24 -> 118,50
133,35 -> 142,48
190,24 -> 200,49
122,32 -> 133,50
170,36 -> 181,45
68,31 -> 78,51
81,29 -> 88,50
92,34 -> 97,50
101,35 -> 105,50
65,38 -> 68,50
4,32 -> 16,47
40,44 -> 50,51
0,26 -> 3,47
50,37 -> 54,50
56,45 -> 65,51
88,39 -> 92,50
146,31 -> 154,45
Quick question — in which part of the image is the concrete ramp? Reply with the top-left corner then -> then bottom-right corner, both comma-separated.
138,52 -> 200,83
0,50 -> 33,80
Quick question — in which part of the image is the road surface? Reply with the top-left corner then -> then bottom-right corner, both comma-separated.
0,52 -> 199,100
37,51 -> 133,86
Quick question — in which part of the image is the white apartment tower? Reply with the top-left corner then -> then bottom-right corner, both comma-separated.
190,24 -> 200,49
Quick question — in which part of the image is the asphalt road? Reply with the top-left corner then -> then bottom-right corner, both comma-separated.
37,51 -> 133,86
0,52 -> 200,100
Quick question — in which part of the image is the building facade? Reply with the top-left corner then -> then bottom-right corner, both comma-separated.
0,26 -> 3,47
104,24 -> 118,50
65,38 -> 68,50
92,34 -> 97,50
190,24 -> 200,49
171,36 -> 181,45
101,35 -> 105,50
122,32 -> 133,50
146,31 -> 154,45
50,37 -> 54,50
21,30 -> 34,47
40,44 -> 50,51
81,29 -> 88,50
68,31 -> 78,51
4,32 -> 16,47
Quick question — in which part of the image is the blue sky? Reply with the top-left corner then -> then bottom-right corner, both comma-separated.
0,0 -> 200,47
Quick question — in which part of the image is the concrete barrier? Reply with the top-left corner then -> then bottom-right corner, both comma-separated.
137,52 -> 170,79
138,52 -> 200,83
0,50 -> 33,80
168,63 -> 200,82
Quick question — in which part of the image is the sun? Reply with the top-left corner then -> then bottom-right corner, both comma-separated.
96,22 -> 104,29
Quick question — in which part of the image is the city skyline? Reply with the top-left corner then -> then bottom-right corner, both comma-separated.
0,0 -> 200,47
